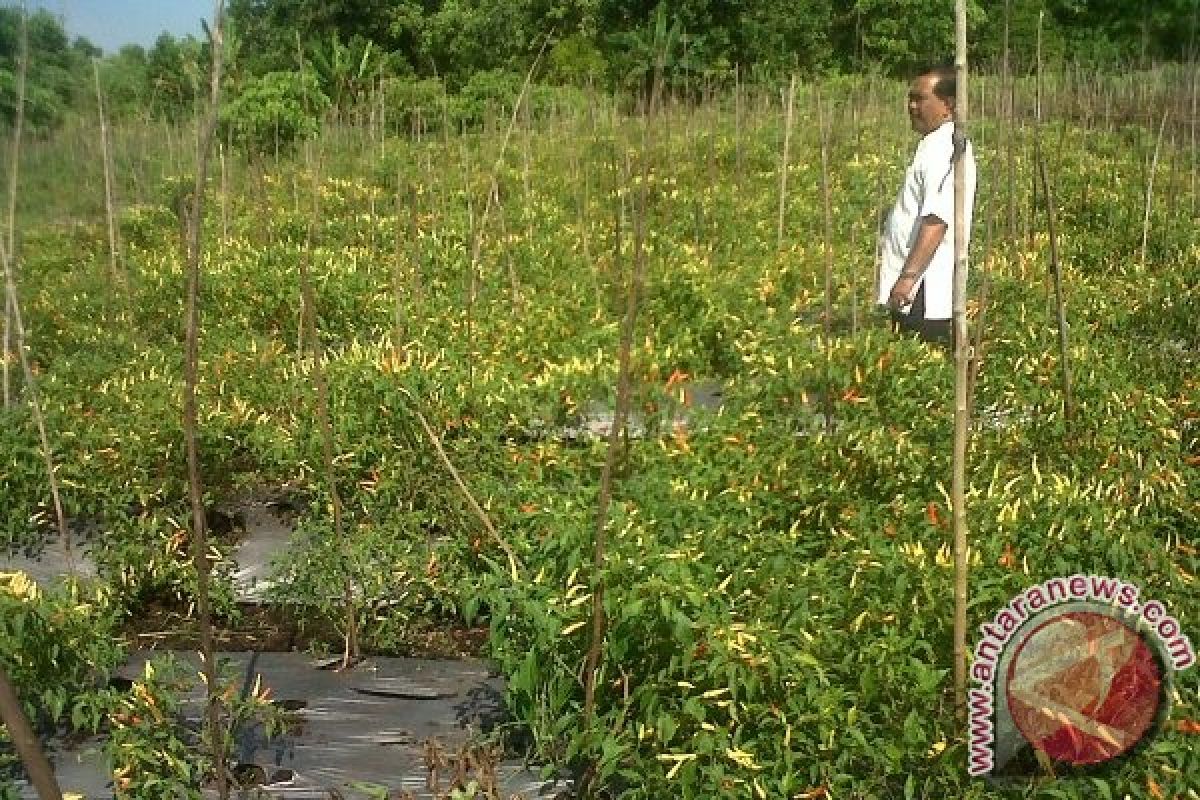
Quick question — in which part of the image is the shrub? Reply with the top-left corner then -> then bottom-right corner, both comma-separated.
220,70 -> 329,153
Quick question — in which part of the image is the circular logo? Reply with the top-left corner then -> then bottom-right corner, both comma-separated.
1004,610 -> 1163,766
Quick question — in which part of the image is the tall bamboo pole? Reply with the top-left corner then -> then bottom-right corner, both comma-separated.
1034,140 -> 1075,424
181,1 -> 229,796
93,58 -> 124,290
776,73 -> 796,252
0,6 -> 72,574
582,63 -> 664,735
816,87 -> 836,435
2,7 -> 26,409
1031,13 -> 1075,426
951,0 -> 971,711
297,157 -> 359,667
1140,109 -> 1169,267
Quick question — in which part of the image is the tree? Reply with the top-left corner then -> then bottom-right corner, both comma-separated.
0,8 -> 88,131
146,33 -> 205,120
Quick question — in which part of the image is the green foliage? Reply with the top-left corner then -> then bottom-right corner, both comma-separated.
383,75 -> 447,134
107,655 -> 283,799
546,33 -> 608,87
306,31 -> 386,112
220,69 -> 330,152
143,33 -> 206,121
0,573 -> 123,786
0,8 -> 92,131
4,68 -> 1200,797
0,408 -> 45,553
450,69 -> 524,127
107,657 -> 205,800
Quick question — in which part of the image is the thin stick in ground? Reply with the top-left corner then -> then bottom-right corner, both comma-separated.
0,664 -> 62,800
776,73 -> 797,252
180,1 -> 230,795
298,139 -> 360,670
1141,108 -> 1170,267
1,237 -> 75,583
583,66 -> 664,733
816,86 -> 836,434
93,58 -> 125,292
2,8 -> 26,410
402,394 -> 520,581
1034,137 -> 1076,425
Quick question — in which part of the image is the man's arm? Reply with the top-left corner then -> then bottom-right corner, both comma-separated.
888,215 -> 947,309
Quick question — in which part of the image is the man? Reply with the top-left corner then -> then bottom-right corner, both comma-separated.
878,64 -> 976,346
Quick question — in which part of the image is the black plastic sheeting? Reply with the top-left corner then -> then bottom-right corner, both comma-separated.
12,650 -> 568,799
0,528 -> 98,587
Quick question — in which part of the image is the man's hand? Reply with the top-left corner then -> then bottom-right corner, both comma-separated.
888,216 -> 946,309
888,273 -> 919,309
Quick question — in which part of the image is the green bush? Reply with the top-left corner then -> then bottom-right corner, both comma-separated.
546,34 -> 609,87
220,70 -> 330,153
383,76 -> 447,135
0,573 -> 123,789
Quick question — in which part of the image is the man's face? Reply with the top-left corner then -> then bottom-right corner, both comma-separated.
907,74 -> 952,135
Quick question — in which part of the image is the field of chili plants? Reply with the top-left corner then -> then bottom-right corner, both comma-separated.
2,68 -> 1199,798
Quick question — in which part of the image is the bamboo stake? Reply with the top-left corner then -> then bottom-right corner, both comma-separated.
467,38 -> 550,306
93,58 -> 124,290
734,64 -> 744,189
1,239 -> 72,573
0,664 -> 61,800
0,9 -> 72,576
849,214 -> 859,336
1034,139 -> 1075,424
967,211 -> 994,426
2,7 -> 25,409
402,394 -> 519,581
817,88 -> 834,335
219,140 -> 229,253
583,63 -> 664,732
776,73 -> 796,251
951,0 -> 970,711
816,87 -> 835,434
1141,108 -> 1169,267
181,2 -> 229,797
1190,63 -> 1197,218
393,182 -> 410,354
297,138 -> 359,669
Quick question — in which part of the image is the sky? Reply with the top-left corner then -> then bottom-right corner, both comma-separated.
26,0 -> 214,54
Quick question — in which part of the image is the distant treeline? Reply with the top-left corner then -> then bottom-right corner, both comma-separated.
2,1 -> 1197,135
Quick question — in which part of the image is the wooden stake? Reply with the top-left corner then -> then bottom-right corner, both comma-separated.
181,2 -> 230,795
816,87 -> 836,434
583,62 -> 664,731
2,8 -> 25,410
776,73 -> 796,252
1034,139 -> 1075,425
0,665 -> 61,800
1141,108 -> 1169,267
952,0 -> 971,712
1,238 -> 73,575
93,59 -> 124,291
298,137 -> 360,669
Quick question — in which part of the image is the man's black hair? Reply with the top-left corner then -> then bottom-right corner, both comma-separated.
918,64 -> 956,103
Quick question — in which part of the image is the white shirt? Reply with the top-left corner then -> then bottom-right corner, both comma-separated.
878,120 -> 976,320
